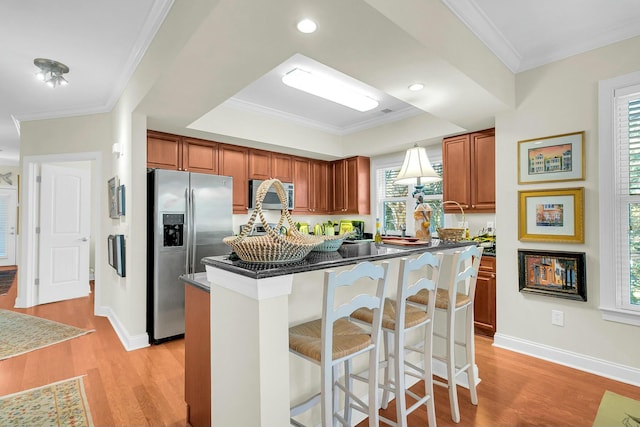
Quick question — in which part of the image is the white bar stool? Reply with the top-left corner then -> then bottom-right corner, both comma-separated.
407,245 -> 483,423
289,261 -> 390,427
351,251 -> 441,427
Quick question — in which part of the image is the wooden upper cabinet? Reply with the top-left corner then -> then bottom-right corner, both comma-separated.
147,131 -> 218,174
183,137 -> 218,174
332,156 -> 370,215
443,129 -> 495,213
219,144 -> 249,213
271,153 -> 293,183
310,160 -> 330,214
248,149 -> 272,180
292,157 -> 311,213
471,131 -> 496,211
147,130 -> 182,170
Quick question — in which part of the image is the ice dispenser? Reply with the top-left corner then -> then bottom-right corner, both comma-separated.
162,213 -> 184,247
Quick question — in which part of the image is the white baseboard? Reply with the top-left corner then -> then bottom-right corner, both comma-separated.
97,305 -> 150,351
493,333 -> 640,387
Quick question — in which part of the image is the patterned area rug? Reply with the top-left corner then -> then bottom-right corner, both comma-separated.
0,309 -> 93,360
0,269 -> 16,296
593,390 -> 640,427
0,376 -> 94,427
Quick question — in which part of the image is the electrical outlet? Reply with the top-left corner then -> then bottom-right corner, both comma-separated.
487,221 -> 494,234
551,310 -> 564,326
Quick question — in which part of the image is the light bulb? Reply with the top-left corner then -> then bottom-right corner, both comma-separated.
35,71 -> 46,81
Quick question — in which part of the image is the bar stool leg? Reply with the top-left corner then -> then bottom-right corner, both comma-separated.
446,310 -> 461,423
381,330 -> 392,409
466,305 -> 478,405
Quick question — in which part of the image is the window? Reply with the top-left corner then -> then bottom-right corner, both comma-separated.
374,149 -> 443,237
599,71 -> 640,326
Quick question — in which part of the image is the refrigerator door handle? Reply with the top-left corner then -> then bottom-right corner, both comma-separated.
185,187 -> 191,274
191,188 -> 197,273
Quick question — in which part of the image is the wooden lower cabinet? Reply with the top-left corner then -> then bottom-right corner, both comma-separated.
475,255 -> 496,337
184,284 -> 211,427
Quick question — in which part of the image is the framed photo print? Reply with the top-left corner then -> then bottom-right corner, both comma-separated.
117,184 -> 126,216
518,249 -> 587,301
108,176 -> 119,219
518,131 -> 585,184
518,187 -> 584,243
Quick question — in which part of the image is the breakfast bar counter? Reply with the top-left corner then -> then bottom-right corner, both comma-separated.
202,240 -> 474,427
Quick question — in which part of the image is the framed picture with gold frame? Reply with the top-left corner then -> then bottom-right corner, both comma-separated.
517,131 -> 585,184
518,187 -> 584,243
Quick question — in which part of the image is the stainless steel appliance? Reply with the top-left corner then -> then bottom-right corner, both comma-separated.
147,169 -> 233,344
248,179 -> 294,210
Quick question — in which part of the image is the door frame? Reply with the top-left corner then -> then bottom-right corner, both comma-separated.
17,151 -> 102,312
0,187 -> 17,266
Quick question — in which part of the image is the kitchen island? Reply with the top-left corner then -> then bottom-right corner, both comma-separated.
202,240 -> 474,427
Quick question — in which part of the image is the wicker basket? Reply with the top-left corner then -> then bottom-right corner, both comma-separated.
223,179 -> 323,263
437,200 -> 466,242
311,232 -> 353,252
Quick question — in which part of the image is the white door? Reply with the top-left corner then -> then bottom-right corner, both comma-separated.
38,164 -> 91,304
0,188 -> 17,266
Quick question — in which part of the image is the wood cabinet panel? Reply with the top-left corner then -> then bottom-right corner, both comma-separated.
183,137 -> 218,174
184,284 -> 211,427
271,153 -> 293,182
248,149 -> 272,180
332,156 -> 370,214
219,144 -> 249,213
475,255 -> 496,337
292,157 -> 311,213
471,132 -> 496,210
310,160 -> 329,213
443,129 -> 494,213
147,131 -> 182,170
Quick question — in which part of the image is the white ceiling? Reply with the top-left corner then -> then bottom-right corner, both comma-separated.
2,0 -> 640,165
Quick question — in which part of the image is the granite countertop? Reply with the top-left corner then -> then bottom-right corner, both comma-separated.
179,272 -> 210,292
201,240 -> 476,279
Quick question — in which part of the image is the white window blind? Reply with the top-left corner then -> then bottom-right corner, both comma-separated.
614,86 -> 640,311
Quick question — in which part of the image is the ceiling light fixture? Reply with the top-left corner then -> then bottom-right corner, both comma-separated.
296,19 -> 317,34
282,68 -> 379,112
34,58 -> 69,88
408,83 -> 424,91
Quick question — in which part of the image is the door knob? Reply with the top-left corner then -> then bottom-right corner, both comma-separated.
80,237 -> 89,242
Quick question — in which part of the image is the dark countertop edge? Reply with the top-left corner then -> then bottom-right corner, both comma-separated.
201,241 -> 476,280
179,272 -> 210,292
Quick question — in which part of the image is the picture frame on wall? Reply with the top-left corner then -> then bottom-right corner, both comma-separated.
518,187 -> 584,243
517,131 -> 585,184
518,249 -> 587,301
115,234 -> 126,277
117,184 -> 125,216
108,176 -> 119,219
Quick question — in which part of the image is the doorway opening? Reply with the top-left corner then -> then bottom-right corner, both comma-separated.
17,152 -> 102,314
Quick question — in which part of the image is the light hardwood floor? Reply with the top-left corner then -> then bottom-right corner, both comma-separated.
1,269 -> 638,426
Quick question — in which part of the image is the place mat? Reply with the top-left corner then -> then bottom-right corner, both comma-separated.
0,309 -> 93,360
0,269 -> 16,296
0,376 -> 94,427
593,390 -> 640,427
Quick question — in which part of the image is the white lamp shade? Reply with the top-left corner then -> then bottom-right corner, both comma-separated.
394,145 -> 441,185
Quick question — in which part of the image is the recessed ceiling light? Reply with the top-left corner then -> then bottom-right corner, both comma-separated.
282,68 -> 379,112
408,83 -> 424,91
297,19 -> 317,34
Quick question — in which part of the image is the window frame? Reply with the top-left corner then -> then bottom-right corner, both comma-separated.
373,147 -> 443,238
598,70 -> 640,326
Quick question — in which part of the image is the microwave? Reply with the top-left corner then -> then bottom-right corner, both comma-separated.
248,179 -> 295,210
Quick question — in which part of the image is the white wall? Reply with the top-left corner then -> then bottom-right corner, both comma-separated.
495,35 -> 640,381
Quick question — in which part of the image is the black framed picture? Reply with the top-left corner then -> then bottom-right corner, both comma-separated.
108,235 -> 115,269
115,234 -> 126,277
518,249 -> 586,301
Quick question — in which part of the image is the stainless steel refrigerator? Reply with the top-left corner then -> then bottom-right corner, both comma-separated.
147,169 -> 233,344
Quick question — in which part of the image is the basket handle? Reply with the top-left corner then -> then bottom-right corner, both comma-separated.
233,179 -> 302,244
442,200 -> 465,223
